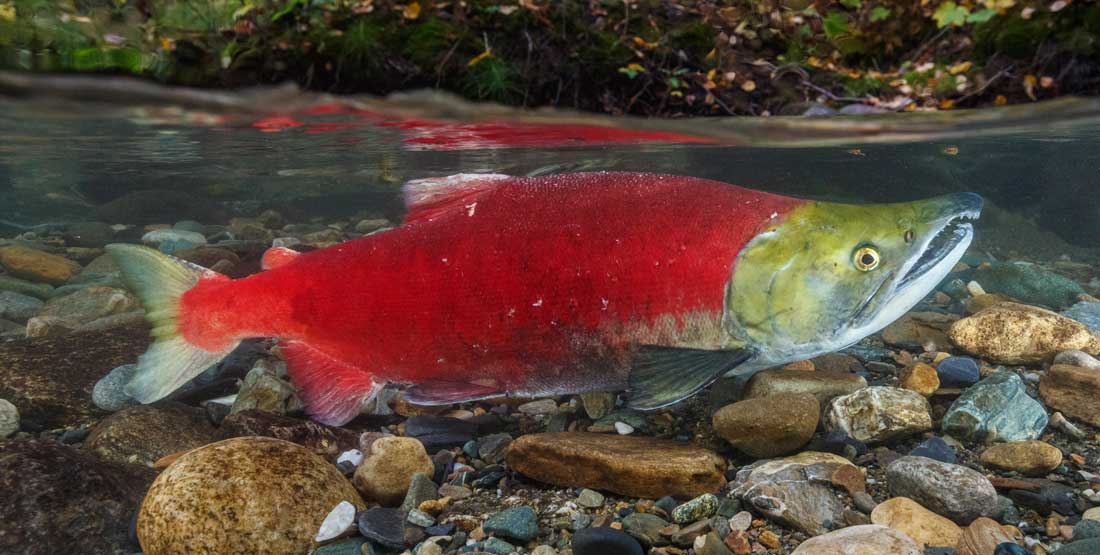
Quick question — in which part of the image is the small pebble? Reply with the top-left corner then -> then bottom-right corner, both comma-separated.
314,500 -> 356,543
576,488 -> 605,508
671,494 -> 718,524
572,526 -> 643,555
483,506 -> 539,541
336,449 -> 363,467
614,421 -> 634,435
357,508 -> 406,549
407,509 -> 435,528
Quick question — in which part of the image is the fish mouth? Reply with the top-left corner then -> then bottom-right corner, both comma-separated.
852,192 -> 982,330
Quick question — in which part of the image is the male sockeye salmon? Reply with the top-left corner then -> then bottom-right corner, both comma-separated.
108,172 -> 982,425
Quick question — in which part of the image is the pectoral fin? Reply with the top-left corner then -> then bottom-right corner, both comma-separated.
625,345 -> 754,410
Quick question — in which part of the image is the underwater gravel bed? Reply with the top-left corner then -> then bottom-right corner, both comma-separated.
1,195 -> 1100,555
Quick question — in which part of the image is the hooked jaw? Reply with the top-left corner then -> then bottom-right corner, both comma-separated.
850,192 -> 982,334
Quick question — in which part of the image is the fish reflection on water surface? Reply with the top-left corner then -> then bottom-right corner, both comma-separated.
105,171 -> 981,425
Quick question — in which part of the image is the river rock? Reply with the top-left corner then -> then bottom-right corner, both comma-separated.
898,362 -> 940,397
138,437 -> 363,554
937,356 -> 981,387
730,451 -> 865,536
1052,540 -> 1100,555
91,363 -> 139,412
0,323 -> 148,429
37,286 -> 139,328
404,415 -> 478,452
712,393 -> 819,458
955,517 -> 1015,555
221,410 -> 360,460
0,245 -> 81,284
0,438 -> 157,555
622,512 -> 669,546
886,456 -> 999,524
0,290 -> 42,322
743,368 -> 867,409
572,526 -> 643,555
141,228 -> 207,250
229,366 -> 303,415
1040,364 -> 1100,427
942,371 -> 1049,442
1063,301 -> 1100,334
353,436 -> 434,505
980,441 -> 1063,476
356,507 -> 405,548
949,303 -> 1099,364
0,398 -> 18,437
484,506 -> 539,541
86,402 -> 226,466
96,189 -> 231,225
824,386 -> 932,444
909,436 -> 956,464
789,524 -> 921,555
671,493 -> 719,524
973,262 -> 1084,309
505,432 -> 725,498
1054,349 -> 1100,370
871,497 -> 962,548
882,311 -> 957,350
0,274 -> 54,299
63,221 -> 116,248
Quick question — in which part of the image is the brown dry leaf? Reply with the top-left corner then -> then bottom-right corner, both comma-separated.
949,61 -> 972,75
632,36 -> 659,49
740,80 -> 756,92
939,98 -> 955,110
943,146 -> 960,155
467,50 -> 491,67
403,1 -> 420,20
1023,74 -> 1038,100
995,95 -> 1008,106
847,149 -> 865,156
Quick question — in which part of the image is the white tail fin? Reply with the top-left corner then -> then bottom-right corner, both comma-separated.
106,244 -> 240,403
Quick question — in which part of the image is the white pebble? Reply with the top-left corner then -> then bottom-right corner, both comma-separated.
314,500 -> 356,543
337,449 -> 363,467
728,511 -> 752,532
614,422 -> 634,435
0,399 -> 18,438
966,280 -> 987,296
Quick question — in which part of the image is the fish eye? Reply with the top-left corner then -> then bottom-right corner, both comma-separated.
853,246 -> 881,272
904,229 -> 915,243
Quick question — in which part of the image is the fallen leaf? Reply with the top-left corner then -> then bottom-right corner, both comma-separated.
1040,75 -> 1054,88
467,50 -> 492,67
1023,74 -> 1038,100
741,80 -> 756,92
995,94 -> 1008,105
403,1 -> 420,20
939,98 -> 955,110
948,61 -> 972,75
943,146 -> 959,155
0,3 -> 15,22
847,149 -> 865,156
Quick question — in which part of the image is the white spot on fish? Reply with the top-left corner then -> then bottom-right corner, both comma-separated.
532,298 -> 543,307
441,258 -> 448,264
466,202 -> 477,216
508,308 -> 516,317
770,212 -> 778,219
601,298 -> 609,310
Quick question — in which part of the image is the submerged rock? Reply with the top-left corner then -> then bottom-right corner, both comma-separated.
0,398 -> 18,437
955,517 -> 1015,555
0,438 -> 156,555
85,402 -> 226,466
572,526 -> 644,555
881,311 -> 956,351
870,497 -> 962,548
897,362 -> 940,397
886,456 -> 999,524
356,507 -> 406,549
671,493 -> 719,524
824,386 -> 932,444
948,303 -> 1099,364
621,512 -> 669,546
712,393 -> 819,458
220,410 -> 360,460
730,451 -> 865,536
0,274 -> 54,300
63,221 -> 116,248
352,436 -> 434,506
505,432 -> 726,499
91,363 -> 139,412
0,290 -> 42,322
972,262 -> 1085,309
37,286 -> 139,329
1039,364 -> 1100,427
788,524 -> 921,555
96,189 -> 231,225
980,441 -> 1063,476
229,366 -> 303,415
0,245 -> 81,285
484,506 -> 539,541
1063,301 -> 1100,334
942,371 -> 1048,442
742,368 -> 867,410
936,356 -> 981,387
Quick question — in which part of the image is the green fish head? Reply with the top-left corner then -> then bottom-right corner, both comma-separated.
724,192 -> 982,363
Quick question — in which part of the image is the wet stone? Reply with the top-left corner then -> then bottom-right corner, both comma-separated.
910,436 -> 957,464
86,401 -> 226,466
314,538 -> 369,555
358,508 -> 408,549
1062,301 -> 1100,334
580,391 -> 616,419
937,357 -> 981,387
1040,365 -> 1100,428
0,290 -> 42,322
0,274 -> 53,299
572,526 -> 644,555
517,398 -> 558,415
0,398 -> 18,437
401,472 -> 439,514
483,506 -> 539,541
407,509 -> 435,527
478,537 -> 517,555
789,524 -> 921,555
1073,519 -> 1100,541
91,363 -> 139,412
886,456 -> 999,524
229,366 -> 302,415
949,303 -> 1098,365
622,512 -> 669,546
711,393 -> 819,458
576,488 -> 605,508
980,441 -> 1063,476
994,543 -> 1027,555
824,386 -> 932,444
405,415 -> 478,452
942,371 -> 1049,443
672,493 -> 719,524
1053,539 -> 1100,555
973,261 -> 1084,309
0,245 -> 81,285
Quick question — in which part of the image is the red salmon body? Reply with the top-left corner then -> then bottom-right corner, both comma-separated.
175,172 -> 804,422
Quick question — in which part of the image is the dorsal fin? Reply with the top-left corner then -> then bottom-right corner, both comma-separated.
402,173 -> 511,224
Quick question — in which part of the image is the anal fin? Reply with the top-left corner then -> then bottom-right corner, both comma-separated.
278,340 -> 380,426
403,381 -> 504,405
625,345 -> 754,411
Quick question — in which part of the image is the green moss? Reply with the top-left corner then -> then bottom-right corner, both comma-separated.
402,17 -> 461,71
325,17 -> 388,75
668,22 -> 715,60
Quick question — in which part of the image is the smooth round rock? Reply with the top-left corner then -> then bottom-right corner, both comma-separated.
1073,519 -> 1100,541
712,393 -> 819,458
949,303 -> 1096,364
789,524 -> 921,555
572,526 -> 644,555
137,437 -> 364,555
671,493 -> 719,524
91,364 -> 139,412
937,357 -> 981,387
622,512 -> 669,546
886,456 -> 999,524
352,436 -> 434,505
870,497 -> 962,548
980,441 -> 1063,476
909,436 -> 956,464
1052,539 -> 1100,555
0,398 -> 18,438
898,362 -> 940,397
994,543 -> 1028,555
943,371 -> 1049,443
825,386 -> 932,444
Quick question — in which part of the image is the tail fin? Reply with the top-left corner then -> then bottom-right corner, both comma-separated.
105,244 -> 240,403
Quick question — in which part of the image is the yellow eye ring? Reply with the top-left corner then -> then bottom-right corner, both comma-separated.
853,246 -> 881,272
